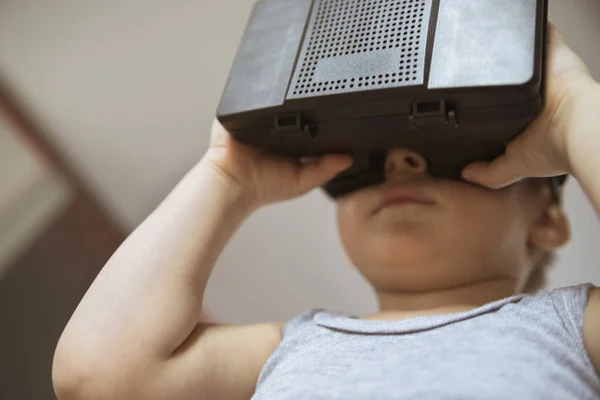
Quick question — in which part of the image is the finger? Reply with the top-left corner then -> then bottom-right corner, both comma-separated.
210,119 -> 231,148
462,154 -> 524,189
547,21 -> 567,47
296,155 -> 353,194
300,156 -> 318,166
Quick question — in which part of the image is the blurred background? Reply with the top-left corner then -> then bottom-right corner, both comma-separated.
0,1 -> 599,399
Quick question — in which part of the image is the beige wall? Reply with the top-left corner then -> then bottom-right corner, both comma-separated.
1,0 -> 599,323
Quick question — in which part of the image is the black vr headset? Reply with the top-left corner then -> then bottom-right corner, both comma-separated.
217,0 -> 565,199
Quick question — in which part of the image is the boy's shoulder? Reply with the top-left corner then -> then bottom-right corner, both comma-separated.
282,308 -> 326,336
526,283 -> 596,309
511,283 -> 595,316
507,283 -> 597,341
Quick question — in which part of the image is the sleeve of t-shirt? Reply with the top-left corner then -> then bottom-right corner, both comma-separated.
549,283 -> 597,369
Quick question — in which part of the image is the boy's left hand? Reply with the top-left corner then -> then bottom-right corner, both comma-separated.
462,23 -> 594,189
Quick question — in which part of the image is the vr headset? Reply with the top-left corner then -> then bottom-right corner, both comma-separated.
217,0 -> 561,198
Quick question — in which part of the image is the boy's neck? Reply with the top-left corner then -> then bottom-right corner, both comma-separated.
370,279 -> 519,321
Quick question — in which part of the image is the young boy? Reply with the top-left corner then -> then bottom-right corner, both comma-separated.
53,25 -> 600,399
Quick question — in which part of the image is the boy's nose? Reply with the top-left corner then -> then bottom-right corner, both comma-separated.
385,149 -> 428,179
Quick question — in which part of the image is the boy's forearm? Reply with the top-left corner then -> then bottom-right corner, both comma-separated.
566,79 -> 600,216
56,159 -> 255,364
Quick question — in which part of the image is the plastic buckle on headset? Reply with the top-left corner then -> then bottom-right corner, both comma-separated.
272,114 -> 316,140
409,99 -> 459,130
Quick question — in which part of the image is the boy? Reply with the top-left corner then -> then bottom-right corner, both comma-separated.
53,25 -> 600,399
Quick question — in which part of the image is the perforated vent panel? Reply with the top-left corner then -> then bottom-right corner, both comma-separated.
288,0 -> 433,99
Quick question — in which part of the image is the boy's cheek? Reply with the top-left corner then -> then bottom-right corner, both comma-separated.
337,189 -> 381,219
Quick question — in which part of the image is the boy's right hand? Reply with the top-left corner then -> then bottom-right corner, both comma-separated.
462,23 -> 595,188
203,120 -> 353,208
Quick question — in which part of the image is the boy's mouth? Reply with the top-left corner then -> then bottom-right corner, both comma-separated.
374,185 -> 436,214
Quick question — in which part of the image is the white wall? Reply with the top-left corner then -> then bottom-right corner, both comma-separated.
1,0 -> 599,323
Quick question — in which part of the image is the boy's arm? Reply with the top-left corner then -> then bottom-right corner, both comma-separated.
566,82 -> 600,376
52,118 -> 351,400
585,290 -> 600,375
52,161 -> 282,400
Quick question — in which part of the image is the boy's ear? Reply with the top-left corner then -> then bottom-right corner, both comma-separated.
529,203 -> 570,252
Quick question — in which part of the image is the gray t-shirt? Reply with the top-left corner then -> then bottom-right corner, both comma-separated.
252,284 -> 600,399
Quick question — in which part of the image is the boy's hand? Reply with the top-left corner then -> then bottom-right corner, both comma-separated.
462,23 -> 595,188
203,120 -> 353,208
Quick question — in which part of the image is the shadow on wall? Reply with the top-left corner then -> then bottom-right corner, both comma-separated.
0,84 -> 125,400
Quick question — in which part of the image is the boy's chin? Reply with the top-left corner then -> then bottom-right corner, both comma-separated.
359,250 -> 481,293
368,236 -> 442,267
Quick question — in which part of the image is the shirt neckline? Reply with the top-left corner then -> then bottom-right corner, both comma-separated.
313,294 -> 526,334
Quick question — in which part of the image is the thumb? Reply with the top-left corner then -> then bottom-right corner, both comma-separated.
462,154 -> 524,189
296,155 -> 353,194
462,121 -> 541,189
